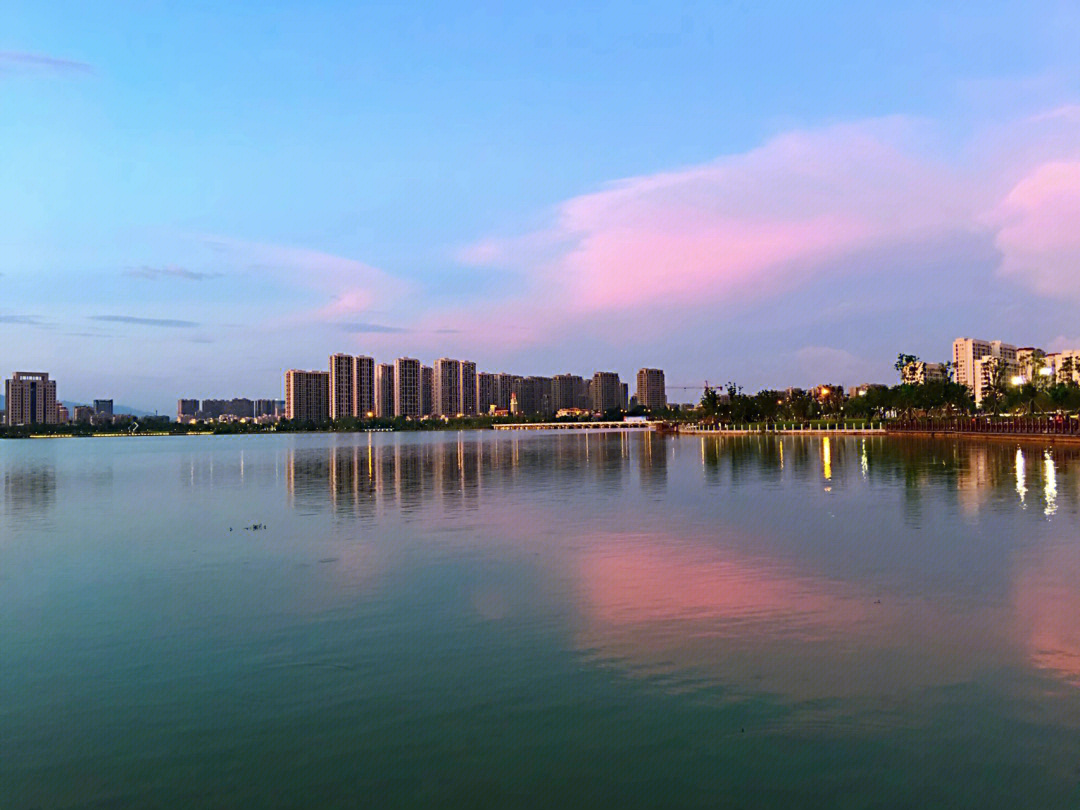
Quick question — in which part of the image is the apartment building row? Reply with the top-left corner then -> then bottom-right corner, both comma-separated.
952,337 -> 1080,404
176,397 -> 285,422
285,355 -> 668,422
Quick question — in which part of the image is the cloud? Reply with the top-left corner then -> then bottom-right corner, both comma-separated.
457,118 -> 976,317
201,236 -> 409,322
340,321 -> 410,334
126,265 -> 222,281
92,315 -> 199,328
0,314 -> 44,325
991,161 -> 1080,297
0,51 -> 93,76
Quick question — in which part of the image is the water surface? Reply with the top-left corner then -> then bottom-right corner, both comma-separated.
3,431 -> 1079,808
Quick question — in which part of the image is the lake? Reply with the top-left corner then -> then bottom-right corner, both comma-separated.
3,431 -> 1079,808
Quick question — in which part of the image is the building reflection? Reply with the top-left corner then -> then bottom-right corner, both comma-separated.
282,431 -> 655,519
2,462 -> 57,520
695,435 -> 1080,518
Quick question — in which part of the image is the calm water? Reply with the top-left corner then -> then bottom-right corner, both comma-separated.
3,431 -> 1080,808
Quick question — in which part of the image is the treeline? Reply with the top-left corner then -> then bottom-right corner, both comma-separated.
698,378 -> 1080,423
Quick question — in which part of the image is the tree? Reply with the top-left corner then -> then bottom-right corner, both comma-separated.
700,386 -> 722,422
895,353 -> 920,383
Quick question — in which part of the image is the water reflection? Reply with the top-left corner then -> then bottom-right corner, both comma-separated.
1,462 -> 56,521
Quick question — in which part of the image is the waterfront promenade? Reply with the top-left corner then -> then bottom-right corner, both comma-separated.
493,420 -> 652,431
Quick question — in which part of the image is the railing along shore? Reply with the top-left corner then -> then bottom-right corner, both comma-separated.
888,416 -> 1080,436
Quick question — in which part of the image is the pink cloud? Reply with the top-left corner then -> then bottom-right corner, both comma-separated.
202,235 -> 409,322
992,161 -> 1080,297
458,119 -> 976,316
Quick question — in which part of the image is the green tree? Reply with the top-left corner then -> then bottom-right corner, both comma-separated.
700,386 -> 722,422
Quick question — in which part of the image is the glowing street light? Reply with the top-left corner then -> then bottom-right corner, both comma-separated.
1011,375 -> 1025,386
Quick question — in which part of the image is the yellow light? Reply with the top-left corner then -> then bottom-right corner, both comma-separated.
1039,367 -> 1053,377
1011,375 -> 1024,386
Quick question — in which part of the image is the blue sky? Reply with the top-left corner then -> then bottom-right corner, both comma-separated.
3,1 -> 1080,412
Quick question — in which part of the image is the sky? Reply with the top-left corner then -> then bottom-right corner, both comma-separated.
2,1 -> 1080,412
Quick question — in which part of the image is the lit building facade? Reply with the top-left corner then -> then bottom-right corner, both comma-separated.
476,372 -> 497,414
329,353 -> 356,420
375,364 -> 394,418
459,361 -> 477,416
635,368 -> 667,412
4,372 -> 59,426
420,365 -> 434,416
394,357 -> 421,418
355,355 -> 375,417
433,358 -> 462,416
284,370 -> 330,422
590,371 -> 622,414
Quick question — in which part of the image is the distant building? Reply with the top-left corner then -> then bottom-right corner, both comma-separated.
459,360 -> 477,415
329,353 -> 356,420
900,361 -> 946,385
177,399 -> 199,421
254,399 -> 277,418
850,383 -> 887,398
953,337 -> 1018,405
394,357 -> 421,418
57,404 -> 70,423
552,374 -> 587,411
420,365 -> 434,416
73,405 -> 95,423
590,371 -> 621,413
284,369 -> 330,422
476,372 -> 497,414
4,372 -> 58,426
199,398 -> 254,419
494,373 -> 520,412
635,368 -> 667,412
94,399 -> 113,417
375,364 -> 394,418
356,356 -> 375,417
1047,350 -> 1080,385
433,358 -> 462,416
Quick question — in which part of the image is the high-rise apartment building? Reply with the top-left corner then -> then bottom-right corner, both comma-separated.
591,371 -> 622,414
635,368 -> 667,412
284,369 -> 330,422
94,399 -> 113,417
375,364 -> 394,418
177,399 -> 199,421
420,365 -> 434,416
953,338 -> 1018,405
476,372 -> 497,414
329,353 -> 356,420
254,399 -> 278,418
494,373 -> 520,411
459,360 -> 477,415
4,372 -> 58,426
552,374 -> 586,411
433,358 -> 462,416
394,357 -> 421,418
953,338 -> 992,392
355,356 -> 375,417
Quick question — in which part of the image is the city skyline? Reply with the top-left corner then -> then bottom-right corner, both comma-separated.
3,3 -> 1080,413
